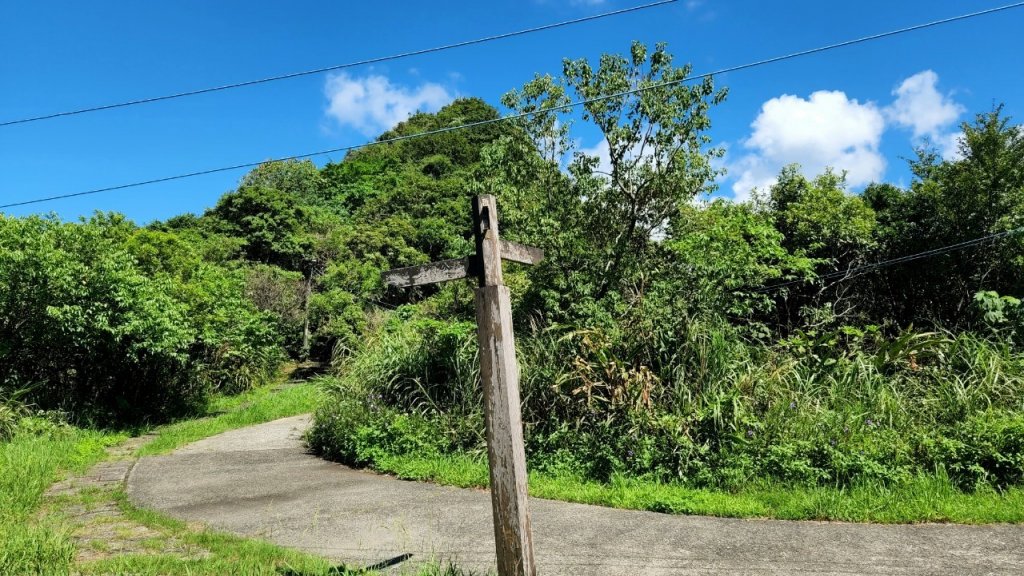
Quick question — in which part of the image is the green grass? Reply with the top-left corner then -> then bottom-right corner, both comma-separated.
1,381 -> 472,575
0,422 -> 126,574
370,452 -> 1024,524
76,491 -> 341,576
1,380 -> 310,574
137,382 -> 322,456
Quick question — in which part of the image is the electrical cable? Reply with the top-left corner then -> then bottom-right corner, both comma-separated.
0,0 -> 678,127
4,1 -> 1023,209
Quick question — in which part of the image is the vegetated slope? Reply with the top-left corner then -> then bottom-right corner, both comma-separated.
2,40 -> 1023,521
0,96 -> 514,427
307,43 -> 1024,518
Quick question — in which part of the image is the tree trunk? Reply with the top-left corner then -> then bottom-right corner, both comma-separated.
301,273 -> 312,360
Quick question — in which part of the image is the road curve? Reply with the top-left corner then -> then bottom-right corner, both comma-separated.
127,415 -> 1024,575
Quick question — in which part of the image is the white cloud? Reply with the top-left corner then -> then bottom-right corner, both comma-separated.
324,72 -> 453,135
885,70 -> 964,160
725,71 -> 970,200
729,90 -> 886,200
885,70 -> 963,139
937,131 -> 965,161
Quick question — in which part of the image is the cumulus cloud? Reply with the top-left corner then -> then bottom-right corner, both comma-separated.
324,72 -> 453,135
729,90 -> 886,200
886,70 -> 963,139
885,70 -> 964,160
725,71 -> 969,200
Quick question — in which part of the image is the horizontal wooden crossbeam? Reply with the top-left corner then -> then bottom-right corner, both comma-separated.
383,242 -> 544,289
383,257 -> 472,288
499,240 -> 544,266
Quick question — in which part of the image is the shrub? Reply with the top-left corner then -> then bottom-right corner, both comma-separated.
0,215 -> 285,425
184,265 -> 284,394
312,309 -> 1024,492
308,311 -> 482,465
0,215 -> 199,423
307,384 -> 449,467
918,411 -> 1024,491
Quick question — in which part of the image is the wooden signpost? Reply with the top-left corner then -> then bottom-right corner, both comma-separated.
383,195 -> 540,576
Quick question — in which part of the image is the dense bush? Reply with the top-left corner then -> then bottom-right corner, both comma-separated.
307,47 -> 1024,497
307,311 -> 480,464
919,411 -> 1024,490
0,215 -> 282,425
184,265 -> 284,394
311,308 -> 1024,491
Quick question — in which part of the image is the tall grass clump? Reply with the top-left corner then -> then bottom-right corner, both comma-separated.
0,386 -> 32,442
308,309 -> 483,467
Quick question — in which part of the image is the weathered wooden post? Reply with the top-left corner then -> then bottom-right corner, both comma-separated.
471,195 -> 536,576
382,194 -> 541,576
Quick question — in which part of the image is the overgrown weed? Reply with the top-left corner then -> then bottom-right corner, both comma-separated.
310,309 -> 1024,521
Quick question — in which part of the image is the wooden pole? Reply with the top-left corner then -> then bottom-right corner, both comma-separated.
383,195 -> 541,575
472,195 -> 536,576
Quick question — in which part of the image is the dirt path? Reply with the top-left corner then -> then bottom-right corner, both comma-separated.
127,414 -> 1024,575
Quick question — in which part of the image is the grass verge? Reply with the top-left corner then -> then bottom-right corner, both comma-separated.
137,381 -> 321,456
0,422 -> 126,574
75,490 -> 341,575
2,380 -> 476,574
370,452 -> 1024,524
2,379 -> 475,569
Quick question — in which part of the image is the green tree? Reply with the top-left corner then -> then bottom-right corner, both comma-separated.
865,107 -> 1024,325
665,200 -> 812,319
240,160 -> 328,206
0,215 -> 198,422
491,41 -> 727,317
769,166 -> 876,266
764,166 -> 876,328
207,185 -> 315,270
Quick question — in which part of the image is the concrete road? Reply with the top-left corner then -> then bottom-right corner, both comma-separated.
128,415 -> 1024,575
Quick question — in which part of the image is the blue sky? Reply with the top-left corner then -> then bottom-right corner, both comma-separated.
2,0 -> 1022,223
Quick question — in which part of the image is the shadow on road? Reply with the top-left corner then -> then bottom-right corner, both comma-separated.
278,553 -> 413,575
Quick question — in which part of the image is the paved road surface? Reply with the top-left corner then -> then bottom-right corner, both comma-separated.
127,415 -> 1024,575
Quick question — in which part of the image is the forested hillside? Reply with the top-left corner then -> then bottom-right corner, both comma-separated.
3,43 -> 1023,503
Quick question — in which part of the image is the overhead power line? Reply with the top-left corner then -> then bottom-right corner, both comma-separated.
754,227 -> 1024,294
3,1 -> 1023,210
0,0 -> 678,128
